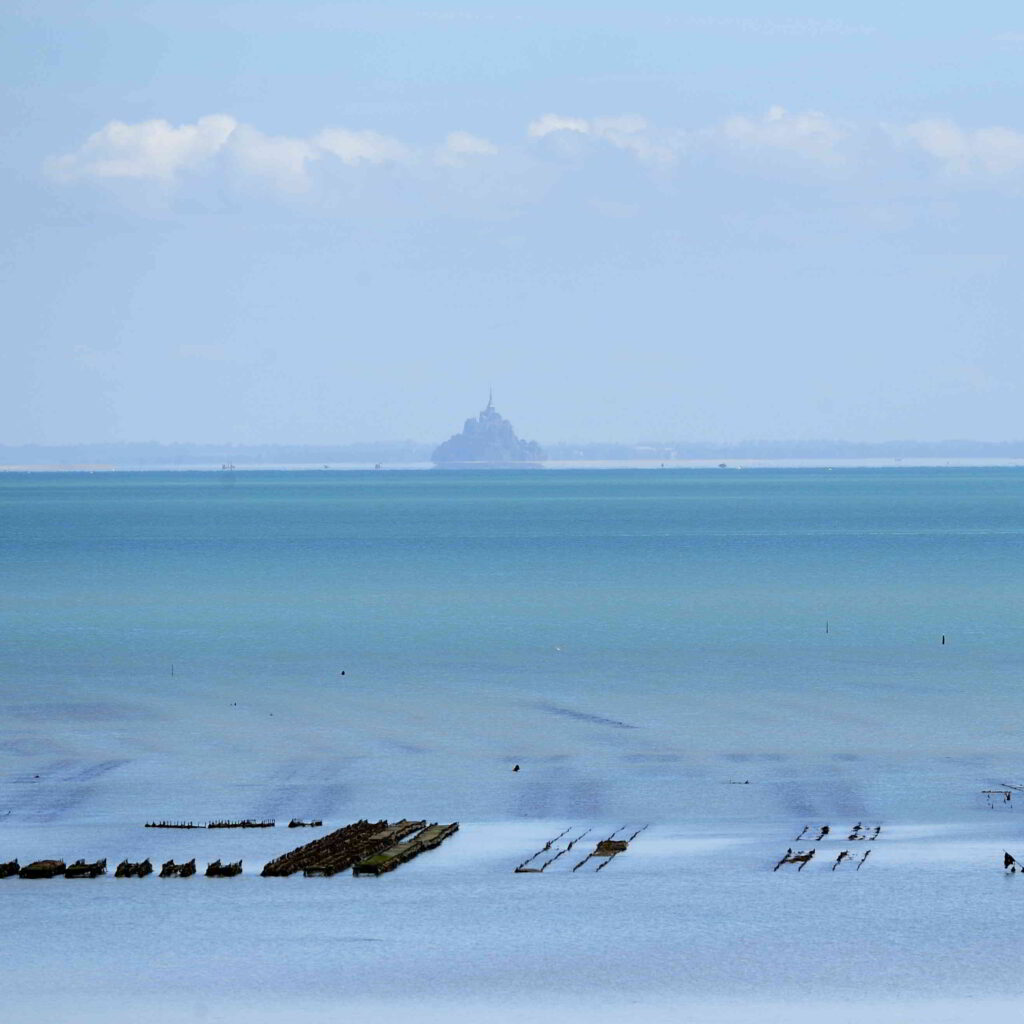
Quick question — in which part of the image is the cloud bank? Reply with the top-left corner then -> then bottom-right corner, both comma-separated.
45,108 -> 1024,204
46,114 -> 238,183
45,115 -> 499,189
899,119 -> 1024,177
528,113 -> 677,166
720,105 -> 850,164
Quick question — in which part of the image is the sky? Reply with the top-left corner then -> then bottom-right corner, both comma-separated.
4,0 -> 1024,445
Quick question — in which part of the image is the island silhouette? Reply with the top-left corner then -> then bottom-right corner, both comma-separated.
432,393 -> 545,468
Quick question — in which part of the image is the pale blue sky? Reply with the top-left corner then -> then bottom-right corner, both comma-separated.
4,1 -> 1024,444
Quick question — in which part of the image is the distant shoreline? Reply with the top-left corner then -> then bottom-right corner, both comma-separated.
4,458 -> 1024,472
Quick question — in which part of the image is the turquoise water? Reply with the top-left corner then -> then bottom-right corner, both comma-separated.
6,469 -> 1024,1019
2,468 -> 1024,821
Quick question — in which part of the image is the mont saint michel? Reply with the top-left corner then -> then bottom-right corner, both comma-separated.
432,395 -> 546,467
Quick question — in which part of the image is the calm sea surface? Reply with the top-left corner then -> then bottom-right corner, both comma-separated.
2,468 -> 1024,821
5,469 -> 1024,1019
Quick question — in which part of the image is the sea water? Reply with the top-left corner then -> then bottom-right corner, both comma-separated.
3,468 -> 1024,1021
3,467 -> 1023,820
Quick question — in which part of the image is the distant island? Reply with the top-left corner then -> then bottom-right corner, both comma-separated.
431,394 -> 545,468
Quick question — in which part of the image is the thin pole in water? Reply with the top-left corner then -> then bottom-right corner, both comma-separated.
171,663 -> 175,676
825,620 -> 829,635
941,635 -> 946,646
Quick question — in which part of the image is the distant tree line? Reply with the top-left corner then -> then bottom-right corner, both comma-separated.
544,439 -> 1024,460
0,442 -> 434,466
4,438 -> 1024,467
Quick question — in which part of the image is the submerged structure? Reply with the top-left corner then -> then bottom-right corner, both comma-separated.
262,819 -> 421,877
115,858 -> 152,878
352,822 -> 459,876
66,858 -> 107,878
206,859 -> 242,877
432,393 -> 545,468
160,858 -> 196,878
19,860 -> 66,879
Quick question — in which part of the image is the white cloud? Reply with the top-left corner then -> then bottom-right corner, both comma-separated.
226,124 -> 318,191
527,114 -> 591,138
314,128 -> 411,166
48,116 -> 419,191
45,114 -> 237,182
720,105 -> 849,163
47,107 -> 1024,206
901,118 -> 1024,176
527,112 -> 676,166
530,106 -> 854,168
589,116 -> 676,165
435,131 -> 499,167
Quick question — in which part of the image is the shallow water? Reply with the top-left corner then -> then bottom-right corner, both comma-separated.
3,468 -> 1024,1019
3,818 -> 1024,1021
3,468 -> 1024,818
